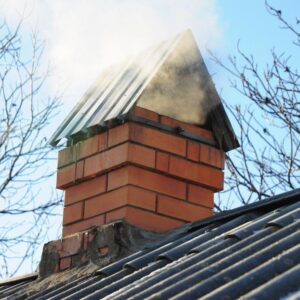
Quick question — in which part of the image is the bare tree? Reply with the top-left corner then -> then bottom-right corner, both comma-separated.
0,20 -> 62,278
213,1 -> 300,210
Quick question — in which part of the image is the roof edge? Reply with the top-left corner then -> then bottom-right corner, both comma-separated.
190,188 -> 300,230
0,272 -> 38,286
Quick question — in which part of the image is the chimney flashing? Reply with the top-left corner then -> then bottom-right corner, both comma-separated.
38,220 -> 169,278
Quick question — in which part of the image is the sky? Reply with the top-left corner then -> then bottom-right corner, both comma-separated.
1,0 -> 299,117
0,0 -> 299,277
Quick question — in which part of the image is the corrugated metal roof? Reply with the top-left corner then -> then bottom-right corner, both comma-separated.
49,31 -> 184,146
49,30 -> 239,151
3,189 -> 300,299
0,273 -> 37,298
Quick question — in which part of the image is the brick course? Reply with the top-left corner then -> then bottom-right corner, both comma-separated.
157,195 -> 213,222
132,106 -> 160,122
130,123 -> 187,156
108,123 -> 130,147
58,147 -> 76,168
62,215 -> 105,237
63,202 -> 83,225
107,166 -> 187,199
156,152 -> 169,172
83,143 -> 155,179
187,140 -> 200,162
188,184 -> 214,208
77,134 -> 99,159
106,206 -> 184,232
57,164 -> 76,189
169,156 -> 224,191
199,144 -> 225,169
126,207 -> 185,232
84,188 -> 128,218
64,176 -> 107,205
160,115 -> 214,140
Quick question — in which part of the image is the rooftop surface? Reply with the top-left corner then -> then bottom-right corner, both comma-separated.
1,188 -> 300,299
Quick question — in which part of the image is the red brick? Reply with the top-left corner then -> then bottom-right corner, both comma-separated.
157,195 -> 212,222
199,144 -> 225,169
219,152 -> 225,169
126,207 -> 184,232
84,185 -> 156,218
61,233 -> 83,255
64,176 -> 107,205
84,144 -> 127,178
57,164 -> 76,189
62,215 -> 105,237
127,143 -> 156,168
106,207 -> 127,223
107,167 -> 129,190
156,152 -> 169,172
60,257 -> 71,270
160,116 -> 214,140
130,123 -> 186,156
199,144 -> 209,164
84,143 -> 155,178
63,202 -> 84,225
58,146 -> 76,168
98,131 -> 108,151
216,150 -> 225,169
127,186 -> 156,211
108,123 -> 130,147
84,188 -> 127,218
169,156 -> 224,191
77,135 -> 99,159
75,160 -> 84,180
188,184 -> 214,208
133,106 -> 159,122
187,141 -> 199,162
108,166 -> 186,199
106,206 -> 184,232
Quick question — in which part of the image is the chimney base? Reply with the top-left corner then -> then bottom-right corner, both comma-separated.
39,221 -> 168,278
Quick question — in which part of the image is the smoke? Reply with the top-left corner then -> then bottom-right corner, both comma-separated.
0,0 -> 223,109
137,30 -> 219,125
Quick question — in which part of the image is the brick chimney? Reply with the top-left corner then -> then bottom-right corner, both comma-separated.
57,106 -> 225,237
51,30 -> 238,238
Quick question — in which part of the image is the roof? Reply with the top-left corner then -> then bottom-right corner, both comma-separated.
2,188 -> 300,299
49,30 -> 239,151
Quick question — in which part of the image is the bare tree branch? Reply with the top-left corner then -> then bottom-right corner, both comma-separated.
211,1 -> 300,209
0,20 -> 62,278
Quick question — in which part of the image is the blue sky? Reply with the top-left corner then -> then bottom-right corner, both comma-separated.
214,0 -> 300,97
0,0 -> 299,276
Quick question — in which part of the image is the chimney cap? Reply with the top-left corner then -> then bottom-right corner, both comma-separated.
49,30 -> 238,151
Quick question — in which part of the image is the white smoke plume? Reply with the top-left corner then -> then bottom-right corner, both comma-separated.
0,0 -> 223,109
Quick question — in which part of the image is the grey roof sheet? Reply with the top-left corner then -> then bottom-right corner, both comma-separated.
2,189 -> 300,299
